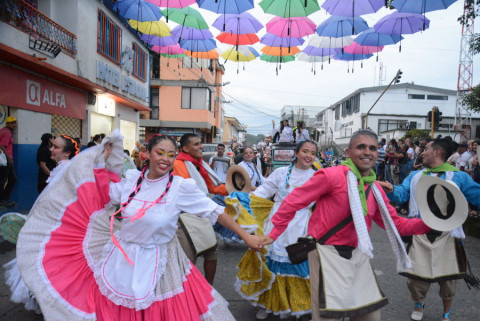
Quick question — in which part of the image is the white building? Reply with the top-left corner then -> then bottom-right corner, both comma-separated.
315,83 -> 480,149
281,105 -> 327,128
0,0 -> 150,211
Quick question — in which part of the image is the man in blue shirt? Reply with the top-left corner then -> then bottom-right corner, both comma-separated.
375,141 -> 386,181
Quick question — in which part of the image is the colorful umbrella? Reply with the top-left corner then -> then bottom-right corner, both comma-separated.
161,7 -> 208,28
260,54 -> 296,63
266,16 -> 316,38
217,32 -> 260,45
197,0 -> 254,14
392,0 -> 457,15
259,0 -> 321,17
302,46 -> 339,56
186,49 -> 219,59
221,46 -> 259,73
343,42 -> 383,54
354,27 -> 403,47
296,52 -> 330,73
212,12 -> 263,34
180,39 -> 217,52
113,0 -> 162,22
374,12 -> 430,51
322,0 -> 385,16
261,45 -> 301,56
151,44 -> 185,54
308,34 -> 354,48
334,52 -> 373,72
128,19 -> 171,37
260,33 -> 305,47
146,0 -> 195,8
141,34 -> 178,46
171,25 -> 213,40
316,15 -> 369,38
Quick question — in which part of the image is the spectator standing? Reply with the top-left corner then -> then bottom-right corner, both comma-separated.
209,143 -> 229,183
455,142 -> 471,171
375,141 -> 386,181
0,116 -> 17,207
36,133 -> 56,193
295,121 -> 310,143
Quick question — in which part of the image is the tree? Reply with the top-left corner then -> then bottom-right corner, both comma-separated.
460,83 -> 480,112
402,129 -> 430,142
458,1 -> 480,54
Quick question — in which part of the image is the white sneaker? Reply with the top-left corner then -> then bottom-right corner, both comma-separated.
411,302 -> 425,321
256,308 -> 269,320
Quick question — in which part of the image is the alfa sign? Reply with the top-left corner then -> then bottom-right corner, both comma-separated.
0,65 -> 86,119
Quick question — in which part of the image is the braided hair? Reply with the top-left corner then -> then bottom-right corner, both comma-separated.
60,135 -> 79,159
282,140 -> 318,195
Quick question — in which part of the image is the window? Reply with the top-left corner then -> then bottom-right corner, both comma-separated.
133,43 -> 147,81
408,94 -> 425,100
182,56 -> 211,69
182,88 -> 211,109
150,87 -> 159,119
98,10 -> 122,64
335,105 -> 340,120
427,95 -> 448,100
378,119 -> 409,133
352,94 -> 360,113
346,99 -> 352,115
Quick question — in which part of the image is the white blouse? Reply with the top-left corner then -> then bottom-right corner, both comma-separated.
239,160 -> 265,187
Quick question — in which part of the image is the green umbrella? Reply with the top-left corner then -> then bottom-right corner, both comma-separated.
260,54 -> 296,63
259,0 -> 320,18
161,7 -> 209,29
160,53 -> 187,58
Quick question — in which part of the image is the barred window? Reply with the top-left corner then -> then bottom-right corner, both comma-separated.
98,10 -> 122,64
133,43 -> 147,81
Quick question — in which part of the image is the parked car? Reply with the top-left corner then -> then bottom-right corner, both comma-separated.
202,144 -> 234,163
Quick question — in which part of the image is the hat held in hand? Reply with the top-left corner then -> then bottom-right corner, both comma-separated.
225,165 -> 251,194
415,175 -> 468,231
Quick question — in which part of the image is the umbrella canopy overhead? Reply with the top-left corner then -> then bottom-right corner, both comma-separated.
316,15 -> 369,37
146,0 -> 195,8
221,46 -> 259,62
343,42 -> 383,54
354,27 -> 403,46
296,52 -> 330,62
151,44 -> 185,54
161,7 -> 209,28
212,12 -> 264,34
374,11 -> 430,34
171,25 -> 213,40
197,0 -> 254,14
185,49 -> 219,59
308,34 -> 353,48
392,0 -> 458,14
114,0 -> 162,22
260,33 -> 305,47
302,46 -> 339,56
129,19 -> 171,37
266,16 -> 316,38
260,54 -> 296,63
217,32 -> 260,45
180,39 -> 217,52
261,45 -> 301,56
334,52 -> 373,61
141,34 -> 178,46
259,0 -> 321,18
322,0 -> 385,17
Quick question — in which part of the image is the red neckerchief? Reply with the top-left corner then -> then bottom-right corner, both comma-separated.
176,152 -> 211,184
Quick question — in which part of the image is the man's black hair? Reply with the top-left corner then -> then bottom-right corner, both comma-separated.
179,133 -> 199,148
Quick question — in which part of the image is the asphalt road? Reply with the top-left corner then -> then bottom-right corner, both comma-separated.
0,225 -> 479,321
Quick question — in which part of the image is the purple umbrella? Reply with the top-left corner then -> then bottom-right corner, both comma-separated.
374,11 -> 430,51
303,46 -> 339,57
171,25 -> 213,40
141,34 -> 178,47
322,0 -> 385,16
260,33 -> 305,47
212,12 -> 263,34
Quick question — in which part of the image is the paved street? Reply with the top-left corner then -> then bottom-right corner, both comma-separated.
0,224 -> 479,321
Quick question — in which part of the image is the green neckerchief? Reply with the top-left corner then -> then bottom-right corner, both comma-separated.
342,158 -> 377,216
423,162 -> 458,175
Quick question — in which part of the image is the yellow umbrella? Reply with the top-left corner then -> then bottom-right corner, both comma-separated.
129,19 -> 171,37
221,48 -> 256,62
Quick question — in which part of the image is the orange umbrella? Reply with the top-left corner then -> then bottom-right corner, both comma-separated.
260,45 -> 300,56
185,49 -> 219,59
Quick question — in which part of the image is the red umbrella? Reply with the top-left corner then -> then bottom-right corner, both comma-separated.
216,32 -> 260,45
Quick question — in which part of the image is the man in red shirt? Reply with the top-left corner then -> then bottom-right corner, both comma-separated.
0,116 -> 17,207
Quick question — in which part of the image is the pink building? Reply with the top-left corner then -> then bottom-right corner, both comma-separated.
140,55 -> 225,143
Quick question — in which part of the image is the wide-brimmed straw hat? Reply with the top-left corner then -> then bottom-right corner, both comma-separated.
415,175 -> 468,231
225,165 -> 252,194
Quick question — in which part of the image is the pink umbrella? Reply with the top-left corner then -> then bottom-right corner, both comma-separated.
343,42 -> 383,54
151,44 -> 185,54
146,0 -> 195,8
266,16 -> 316,38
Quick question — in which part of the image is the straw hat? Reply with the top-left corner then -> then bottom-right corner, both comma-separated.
415,175 -> 468,231
225,165 -> 252,194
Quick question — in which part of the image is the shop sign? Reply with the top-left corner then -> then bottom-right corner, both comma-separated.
0,65 -> 86,119
97,60 -> 147,102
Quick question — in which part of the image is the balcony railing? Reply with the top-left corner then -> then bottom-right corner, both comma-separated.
0,0 -> 77,56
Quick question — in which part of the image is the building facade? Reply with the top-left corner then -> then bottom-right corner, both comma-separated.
223,116 -> 246,146
0,0 -> 150,211
315,83 -> 480,150
140,54 -> 225,143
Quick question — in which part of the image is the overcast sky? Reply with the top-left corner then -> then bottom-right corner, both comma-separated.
181,1 -> 480,135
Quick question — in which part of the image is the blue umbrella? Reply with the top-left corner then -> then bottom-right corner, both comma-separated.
197,0 -> 254,14
180,39 -> 217,52
334,52 -> 373,73
322,0 -> 385,16
392,0 -> 458,14
260,33 -> 305,47
316,16 -> 369,38
354,27 -> 403,47
113,0 -> 162,22
141,34 -> 178,46
171,25 -> 213,40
